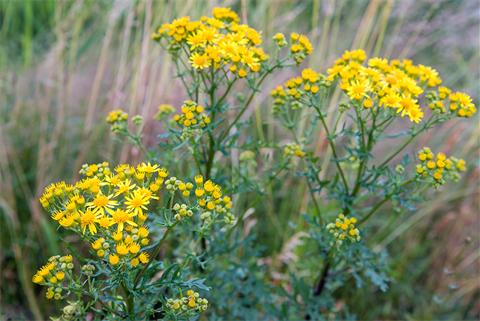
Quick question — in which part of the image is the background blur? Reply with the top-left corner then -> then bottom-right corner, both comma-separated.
1,0 -> 479,320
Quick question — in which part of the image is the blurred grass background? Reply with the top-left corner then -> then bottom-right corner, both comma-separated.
1,0 -> 479,320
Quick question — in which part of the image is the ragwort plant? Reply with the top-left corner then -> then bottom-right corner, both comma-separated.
33,7 -> 476,320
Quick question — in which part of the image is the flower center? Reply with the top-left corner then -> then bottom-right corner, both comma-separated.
113,210 -> 129,223
93,195 -> 109,207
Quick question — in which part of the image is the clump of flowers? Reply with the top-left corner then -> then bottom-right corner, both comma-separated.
78,161 -> 111,178
290,32 -> 313,64
106,110 -> 128,133
35,162 -> 229,319
415,147 -> 466,189
152,7 -> 311,79
274,50 -> 476,125
426,88 -> 477,118
326,214 -> 361,245
154,104 -> 175,122
32,255 -> 73,300
284,142 -> 305,158
167,174 -> 234,225
152,7 -> 268,75
173,100 -> 211,140
164,290 -> 209,318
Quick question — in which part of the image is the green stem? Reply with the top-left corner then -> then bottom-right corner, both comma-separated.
314,105 -> 350,195
348,107 -> 377,210
314,244 -> 335,296
183,229 -> 206,269
219,58 -> 289,143
121,281 -> 134,316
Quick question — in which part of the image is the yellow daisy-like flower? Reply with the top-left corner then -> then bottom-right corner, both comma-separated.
189,52 -> 211,70
102,174 -> 121,186
396,94 -> 418,117
345,78 -> 372,100
98,215 -> 114,229
79,209 -> 102,235
139,252 -> 149,264
241,51 -> 260,68
138,226 -> 149,238
380,92 -> 402,109
186,31 -> 205,50
111,209 -> 137,232
137,162 -> 160,174
32,273 -> 44,284
204,180 -> 215,193
86,192 -> 117,215
407,106 -> 424,123
116,243 -> 129,256
124,190 -> 150,216
59,216 -> 75,227
115,179 -> 136,197
129,243 -> 141,254
109,254 -> 119,265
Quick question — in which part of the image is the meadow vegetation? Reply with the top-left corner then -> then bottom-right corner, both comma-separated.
1,1 -> 479,320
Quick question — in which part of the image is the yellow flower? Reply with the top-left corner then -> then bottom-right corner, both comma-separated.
380,92 -> 401,109
131,258 -> 140,267
186,31 -> 205,50
111,209 -> 137,232
86,192 -> 117,215
345,78 -> 371,100
56,271 -> 65,281
32,273 -> 44,284
79,209 -> 102,235
112,230 -> 123,242
407,106 -> 424,123
109,254 -> 120,265
116,243 -> 129,256
195,188 -> 205,198
189,52 -> 211,70
129,243 -> 141,254
98,215 -> 114,229
115,179 -> 136,197
396,94 -> 418,117
139,252 -> 149,264
204,180 -> 215,193
138,226 -> 149,238
137,162 -> 160,174
59,216 -> 75,227
124,190 -> 151,216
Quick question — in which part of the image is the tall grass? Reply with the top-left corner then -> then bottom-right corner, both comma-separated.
1,0 -> 478,319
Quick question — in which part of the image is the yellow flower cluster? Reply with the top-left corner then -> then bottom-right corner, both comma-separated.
39,161 -> 170,268
416,147 -> 466,189
290,32 -> 313,64
173,101 -> 212,140
106,110 -> 128,132
166,290 -> 209,316
170,174 -> 235,225
154,104 -> 175,122
152,7 -> 269,76
284,143 -> 305,158
427,87 -> 476,118
324,49 -> 476,123
271,69 -> 331,113
32,255 -> 73,300
326,213 -> 361,245
78,161 -> 110,178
